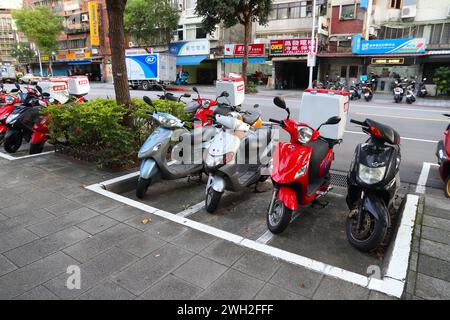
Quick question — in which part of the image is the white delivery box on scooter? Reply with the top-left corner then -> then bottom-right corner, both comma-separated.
216,73 -> 245,106
37,80 -> 70,104
298,89 -> 349,140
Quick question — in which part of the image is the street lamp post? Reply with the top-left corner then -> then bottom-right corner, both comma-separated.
308,0 -> 317,88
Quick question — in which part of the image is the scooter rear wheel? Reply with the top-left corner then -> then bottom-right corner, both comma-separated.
0,133 -> 4,146
136,178 -> 151,199
267,199 -> 292,234
445,176 -> 450,198
4,132 -> 22,153
205,187 -> 222,213
345,209 -> 386,252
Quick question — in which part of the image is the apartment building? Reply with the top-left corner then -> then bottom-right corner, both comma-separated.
320,0 -> 450,92
24,0 -> 112,82
0,0 -> 24,64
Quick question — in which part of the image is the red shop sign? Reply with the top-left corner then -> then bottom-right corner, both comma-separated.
270,38 -> 317,55
224,44 -> 265,56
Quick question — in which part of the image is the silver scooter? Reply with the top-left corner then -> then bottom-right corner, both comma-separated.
204,108 -> 275,213
136,96 -> 218,199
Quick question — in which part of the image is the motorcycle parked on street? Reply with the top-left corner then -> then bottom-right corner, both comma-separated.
345,118 -> 401,252
0,91 -> 21,146
265,97 -> 342,234
204,106 -> 274,213
417,78 -> 428,98
393,81 -> 404,103
436,113 -> 450,197
405,85 -> 416,104
362,81 -> 373,102
136,96 -> 220,199
3,85 -> 47,154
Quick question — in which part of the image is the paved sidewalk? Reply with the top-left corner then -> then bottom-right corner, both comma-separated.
0,153 -> 400,300
404,193 -> 450,300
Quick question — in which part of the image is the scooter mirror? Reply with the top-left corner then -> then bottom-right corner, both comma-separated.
423,78 -> 427,81
325,116 -> 341,125
254,104 -> 259,108
36,85 -> 43,94
14,83 -> 20,90
10,88 -> 18,93
143,96 -> 153,106
220,91 -> 229,98
43,92 -> 50,97
183,93 -> 191,98
273,96 -> 286,109
193,87 -> 199,94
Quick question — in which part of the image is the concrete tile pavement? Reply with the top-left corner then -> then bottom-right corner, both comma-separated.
0,153 -> 442,300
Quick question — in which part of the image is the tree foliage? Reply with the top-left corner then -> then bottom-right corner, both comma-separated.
196,0 -> 272,34
12,6 -> 63,56
433,67 -> 450,96
196,0 -> 272,84
11,43 -> 35,65
125,0 -> 179,47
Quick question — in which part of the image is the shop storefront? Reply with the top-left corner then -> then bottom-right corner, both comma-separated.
169,40 -> 216,85
351,35 -> 427,92
269,38 -> 316,89
221,44 -> 270,84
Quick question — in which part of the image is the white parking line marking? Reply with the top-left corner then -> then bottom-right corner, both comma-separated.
0,150 -> 54,161
256,230 -> 274,244
345,130 -> 438,144
415,162 -> 440,194
85,172 -> 421,298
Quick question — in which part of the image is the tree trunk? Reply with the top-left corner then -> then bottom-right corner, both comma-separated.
242,19 -> 251,87
106,0 -> 131,107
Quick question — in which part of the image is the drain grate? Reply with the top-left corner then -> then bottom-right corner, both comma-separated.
330,171 -> 348,188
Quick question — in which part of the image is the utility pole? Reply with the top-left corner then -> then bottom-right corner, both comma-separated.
308,0 -> 317,88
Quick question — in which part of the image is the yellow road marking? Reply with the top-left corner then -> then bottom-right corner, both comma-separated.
354,112 -> 449,122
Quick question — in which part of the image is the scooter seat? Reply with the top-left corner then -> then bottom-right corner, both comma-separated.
243,110 -> 261,126
305,139 -> 330,183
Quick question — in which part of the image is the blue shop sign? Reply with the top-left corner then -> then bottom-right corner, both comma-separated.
352,34 -> 426,54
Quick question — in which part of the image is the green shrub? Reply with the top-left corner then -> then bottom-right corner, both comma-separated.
433,67 -> 450,96
246,81 -> 258,94
46,98 -> 186,169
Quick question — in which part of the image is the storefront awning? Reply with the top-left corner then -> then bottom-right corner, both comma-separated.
221,57 -> 267,64
176,55 -> 207,66
67,59 -> 92,65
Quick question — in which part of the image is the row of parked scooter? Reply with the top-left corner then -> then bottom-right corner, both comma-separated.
136,87 -> 403,252
0,83 -> 86,155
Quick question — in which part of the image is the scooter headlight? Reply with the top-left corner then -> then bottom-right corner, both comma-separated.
294,163 -> 309,180
6,113 -> 19,125
297,126 -> 313,144
358,164 -> 386,184
5,95 -> 14,105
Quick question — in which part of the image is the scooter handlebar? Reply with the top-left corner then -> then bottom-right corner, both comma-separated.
350,119 -> 365,126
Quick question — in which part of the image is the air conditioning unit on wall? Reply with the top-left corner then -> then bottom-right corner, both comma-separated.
401,5 -> 417,19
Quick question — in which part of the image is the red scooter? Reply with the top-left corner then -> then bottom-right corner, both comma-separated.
266,97 -> 342,234
184,87 -> 222,128
436,114 -> 450,197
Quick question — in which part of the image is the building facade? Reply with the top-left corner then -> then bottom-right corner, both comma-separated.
25,0 -> 112,82
0,0 -> 25,64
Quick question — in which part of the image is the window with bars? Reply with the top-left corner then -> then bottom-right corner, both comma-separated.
340,4 -> 356,20
390,0 -> 402,9
379,24 -> 450,45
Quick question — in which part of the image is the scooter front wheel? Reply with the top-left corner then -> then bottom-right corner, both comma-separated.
345,208 -> 386,252
4,132 -> 22,153
136,177 -> 151,199
0,133 -> 4,146
267,199 -> 292,234
205,187 -> 222,213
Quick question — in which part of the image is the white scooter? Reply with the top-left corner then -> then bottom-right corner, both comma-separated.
204,108 -> 275,213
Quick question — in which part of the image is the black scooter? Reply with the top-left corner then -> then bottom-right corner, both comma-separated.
345,118 -> 401,252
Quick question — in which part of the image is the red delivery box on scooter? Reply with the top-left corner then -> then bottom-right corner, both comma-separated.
216,73 -> 245,106
299,89 -> 349,140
